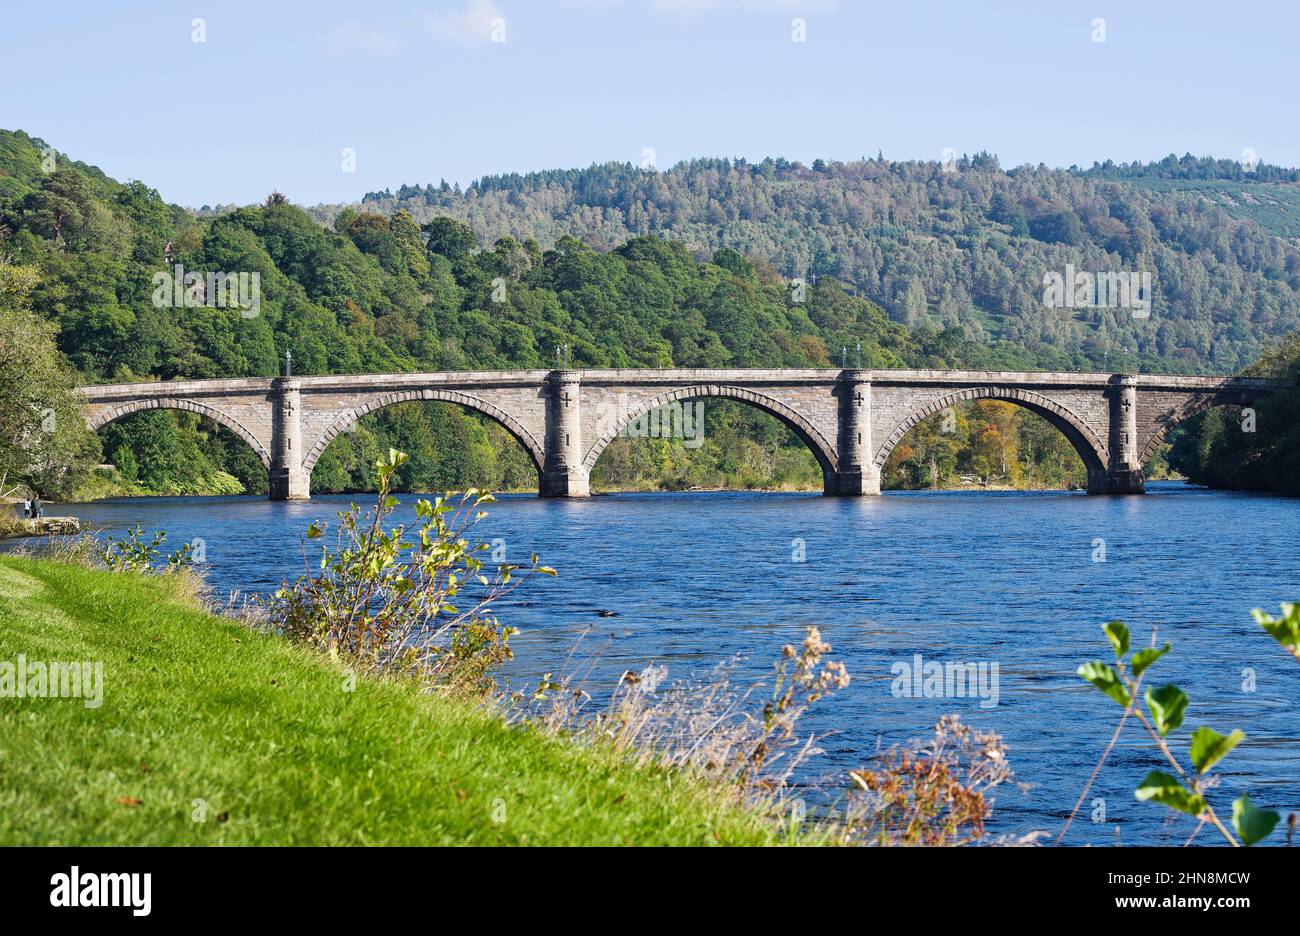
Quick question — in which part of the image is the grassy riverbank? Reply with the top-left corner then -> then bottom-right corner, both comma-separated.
0,557 -> 797,845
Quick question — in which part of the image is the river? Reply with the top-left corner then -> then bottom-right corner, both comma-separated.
10,482 -> 1299,845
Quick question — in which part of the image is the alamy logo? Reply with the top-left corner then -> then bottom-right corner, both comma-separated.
0,655 -> 102,708
890,653 -> 1000,708
1043,264 -> 1152,319
50,867 -> 151,916
594,396 -> 705,449
152,264 -> 260,317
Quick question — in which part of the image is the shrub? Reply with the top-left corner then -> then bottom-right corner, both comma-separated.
841,715 -> 1016,846
265,449 -> 554,693
522,625 -> 853,816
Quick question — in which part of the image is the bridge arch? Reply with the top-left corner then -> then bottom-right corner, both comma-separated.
874,386 -> 1109,480
1138,393 -> 1245,467
580,384 -> 839,477
302,389 -> 546,476
88,398 -> 272,469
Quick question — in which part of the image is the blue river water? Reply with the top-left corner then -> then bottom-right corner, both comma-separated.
13,482 -> 1299,845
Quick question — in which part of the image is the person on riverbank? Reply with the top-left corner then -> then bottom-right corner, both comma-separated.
31,496 -> 43,519
20,499 -> 31,518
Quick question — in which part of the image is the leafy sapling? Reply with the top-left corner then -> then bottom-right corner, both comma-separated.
1067,619 -> 1279,846
101,525 -> 195,574
267,449 -> 555,693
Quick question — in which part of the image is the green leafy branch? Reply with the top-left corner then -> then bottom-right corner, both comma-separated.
1063,620 -> 1279,847
1253,603 -> 1300,665
101,524 -> 195,574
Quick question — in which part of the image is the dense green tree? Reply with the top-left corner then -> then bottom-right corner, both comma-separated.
1169,335 -> 1300,492
422,217 -> 477,261
0,261 -> 99,497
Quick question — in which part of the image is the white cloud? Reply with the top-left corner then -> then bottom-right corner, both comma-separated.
325,22 -> 402,55
424,0 -> 506,45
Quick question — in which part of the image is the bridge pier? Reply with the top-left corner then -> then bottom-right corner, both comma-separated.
1095,374 -> 1145,495
269,377 -> 310,500
829,370 -> 880,495
1095,467 -> 1145,495
540,370 -> 590,498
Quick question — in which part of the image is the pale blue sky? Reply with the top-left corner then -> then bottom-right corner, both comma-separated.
3,0 -> 1296,207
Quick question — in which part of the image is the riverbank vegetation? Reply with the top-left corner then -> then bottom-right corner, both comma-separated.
1166,334 -> 1300,494
0,257 -> 98,501
883,400 -> 1088,490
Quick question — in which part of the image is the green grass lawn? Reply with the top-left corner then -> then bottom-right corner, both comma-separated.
0,557 -> 792,845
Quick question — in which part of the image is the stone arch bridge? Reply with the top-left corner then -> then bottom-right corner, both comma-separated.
79,368 -> 1283,500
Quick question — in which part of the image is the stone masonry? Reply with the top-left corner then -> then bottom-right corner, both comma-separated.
79,369 -> 1284,499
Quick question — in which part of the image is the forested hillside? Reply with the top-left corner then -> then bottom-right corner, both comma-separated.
2,128 -> 1294,498
333,153 -> 1300,376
